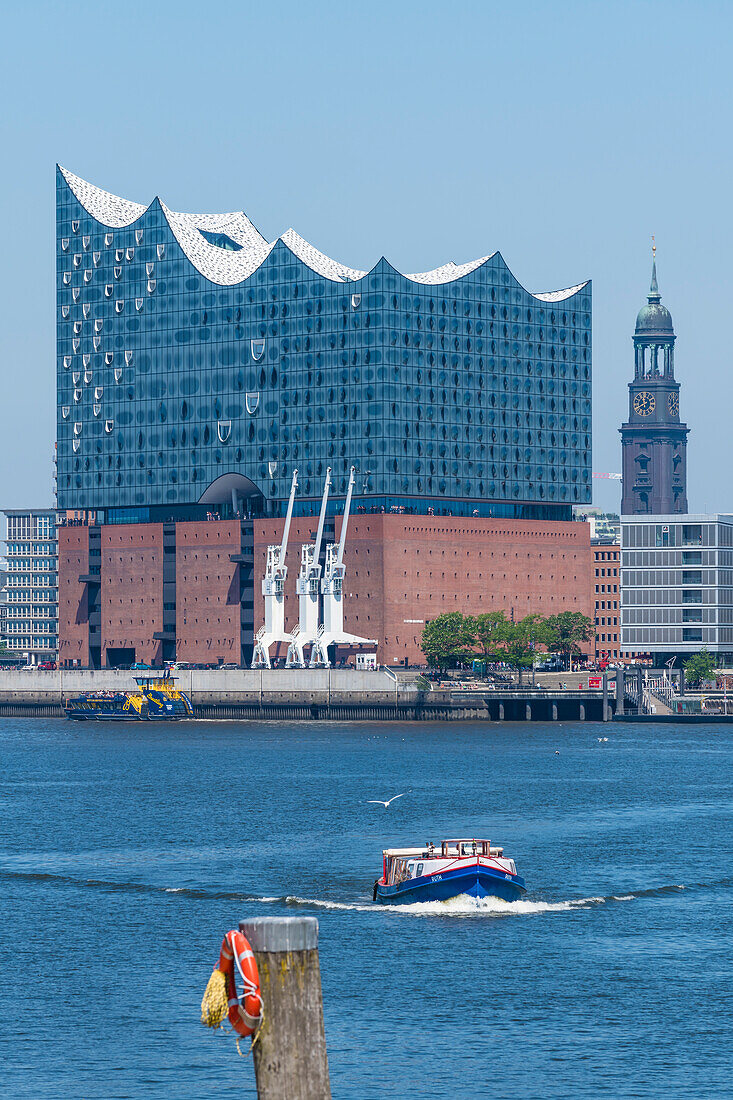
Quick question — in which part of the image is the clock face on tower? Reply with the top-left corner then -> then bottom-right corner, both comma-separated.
633,391 -> 655,416
668,392 -> 679,416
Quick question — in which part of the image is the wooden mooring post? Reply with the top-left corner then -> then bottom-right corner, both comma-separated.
240,916 -> 331,1100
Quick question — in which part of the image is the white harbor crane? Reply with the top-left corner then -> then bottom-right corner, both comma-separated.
251,470 -> 299,669
286,467 -> 332,668
309,466 -> 378,668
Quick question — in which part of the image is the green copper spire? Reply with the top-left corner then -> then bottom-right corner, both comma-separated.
648,236 -> 660,302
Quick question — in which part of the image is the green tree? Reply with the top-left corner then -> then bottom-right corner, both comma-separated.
492,614 -> 548,684
420,613 -> 475,671
473,611 -> 509,659
684,647 -> 716,687
544,611 -> 595,669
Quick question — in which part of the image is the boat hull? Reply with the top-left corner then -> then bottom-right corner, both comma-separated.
64,710 -> 184,721
64,691 -> 194,721
375,864 -> 526,906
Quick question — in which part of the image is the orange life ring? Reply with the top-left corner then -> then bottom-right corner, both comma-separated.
217,930 -> 262,1037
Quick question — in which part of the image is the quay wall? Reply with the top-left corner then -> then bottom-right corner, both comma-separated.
0,670 -> 611,722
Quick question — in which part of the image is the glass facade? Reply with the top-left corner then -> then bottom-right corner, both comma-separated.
56,167 -> 592,518
2,510 -> 58,660
621,514 -> 733,655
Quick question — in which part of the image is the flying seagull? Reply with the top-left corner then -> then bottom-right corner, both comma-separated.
366,792 -> 410,807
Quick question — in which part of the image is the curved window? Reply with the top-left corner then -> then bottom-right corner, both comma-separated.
246,392 -> 260,415
199,229 -> 242,251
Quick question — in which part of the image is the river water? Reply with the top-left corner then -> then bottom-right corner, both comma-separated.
0,718 -> 730,1098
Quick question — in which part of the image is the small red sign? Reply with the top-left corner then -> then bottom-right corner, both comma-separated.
588,676 -> 602,689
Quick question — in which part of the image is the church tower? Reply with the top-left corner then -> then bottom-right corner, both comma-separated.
620,245 -> 689,514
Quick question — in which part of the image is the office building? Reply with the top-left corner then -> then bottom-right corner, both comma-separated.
2,510 -> 58,663
0,561 -> 8,647
592,541 -> 620,662
620,515 -> 733,664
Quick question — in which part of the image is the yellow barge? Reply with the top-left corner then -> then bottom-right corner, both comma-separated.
64,674 -> 194,721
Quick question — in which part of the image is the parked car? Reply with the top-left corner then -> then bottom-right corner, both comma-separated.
130,662 -> 152,670
38,661 -> 57,670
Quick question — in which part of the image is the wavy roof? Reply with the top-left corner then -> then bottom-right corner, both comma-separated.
59,167 -> 588,299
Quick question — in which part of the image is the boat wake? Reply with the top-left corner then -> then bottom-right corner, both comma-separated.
278,892 -> 609,916
0,866 -> 711,915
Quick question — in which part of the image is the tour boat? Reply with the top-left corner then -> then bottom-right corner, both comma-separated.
374,838 -> 526,905
64,674 -> 194,721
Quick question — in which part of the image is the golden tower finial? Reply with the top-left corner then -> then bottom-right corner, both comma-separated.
652,234 -> 656,260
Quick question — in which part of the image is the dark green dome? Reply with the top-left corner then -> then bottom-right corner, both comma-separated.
635,300 -> 673,334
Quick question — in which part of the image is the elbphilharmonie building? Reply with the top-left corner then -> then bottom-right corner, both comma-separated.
55,167 -> 594,669
56,166 -> 591,522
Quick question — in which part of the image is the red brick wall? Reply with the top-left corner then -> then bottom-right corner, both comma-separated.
175,520 -> 240,662
254,515 -> 593,666
593,544 -> 620,660
100,524 -> 165,665
58,526 -> 90,667
60,515 -> 593,669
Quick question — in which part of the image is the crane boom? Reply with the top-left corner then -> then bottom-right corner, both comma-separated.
310,467 -> 332,576
280,469 -> 299,559
336,466 -> 356,567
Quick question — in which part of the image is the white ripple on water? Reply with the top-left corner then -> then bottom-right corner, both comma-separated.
275,893 -> 610,916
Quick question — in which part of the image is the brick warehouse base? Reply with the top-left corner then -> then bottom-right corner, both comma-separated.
59,516 -> 592,668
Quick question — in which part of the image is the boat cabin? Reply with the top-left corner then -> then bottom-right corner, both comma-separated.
440,839 -> 503,858
134,673 -> 178,690
381,839 -> 506,885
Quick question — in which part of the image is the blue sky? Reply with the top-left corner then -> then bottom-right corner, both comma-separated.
1,0 -> 730,515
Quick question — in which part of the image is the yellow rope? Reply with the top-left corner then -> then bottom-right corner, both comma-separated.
200,968 -> 229,1029
201,966 -> 264,1058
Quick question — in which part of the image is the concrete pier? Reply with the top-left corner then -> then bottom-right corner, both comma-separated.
0,669 -> 614,721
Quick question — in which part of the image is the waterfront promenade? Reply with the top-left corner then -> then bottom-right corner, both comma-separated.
0,668 -> 613,721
